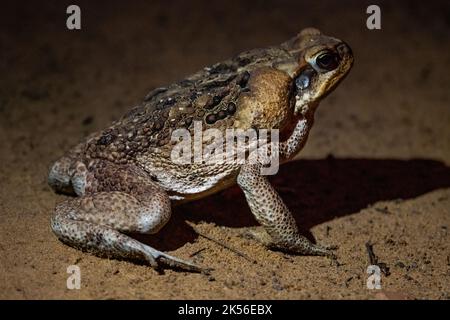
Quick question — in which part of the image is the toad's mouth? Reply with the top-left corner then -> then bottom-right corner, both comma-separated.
293,66 -> 317,115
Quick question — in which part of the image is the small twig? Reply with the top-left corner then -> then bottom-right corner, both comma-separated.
345,276 -> 353,288
187,221 -> 257,264
374,206 -> 392,214
365,242 -> 377,265
365,242 -> 391,276
189,247 -> 207,258
326,226 -> 332,237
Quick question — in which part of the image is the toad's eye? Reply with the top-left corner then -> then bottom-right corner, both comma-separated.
316,51 -> 339,71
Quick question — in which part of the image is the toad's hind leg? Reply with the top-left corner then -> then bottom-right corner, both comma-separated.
50,162 -> 205,272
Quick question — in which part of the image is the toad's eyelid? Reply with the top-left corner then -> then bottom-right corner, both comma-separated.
305,49 -> 329,64
314,49 -> 334,59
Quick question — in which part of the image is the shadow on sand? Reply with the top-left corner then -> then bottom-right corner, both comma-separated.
139,157 -> 450,251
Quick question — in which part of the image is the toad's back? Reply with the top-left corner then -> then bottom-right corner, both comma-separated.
73,42 -> 304,198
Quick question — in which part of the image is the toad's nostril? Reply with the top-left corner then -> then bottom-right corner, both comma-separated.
336,43 -> 352,58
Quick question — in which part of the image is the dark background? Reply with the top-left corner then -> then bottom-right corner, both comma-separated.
0,0 -> 449,299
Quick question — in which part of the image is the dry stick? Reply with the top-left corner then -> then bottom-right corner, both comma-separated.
189,247 -> 207,258
365,241 -> 391,276
365,242 -> 377,265
187,221 -> 257,264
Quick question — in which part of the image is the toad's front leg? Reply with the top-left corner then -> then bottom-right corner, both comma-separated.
237,163 -> 335,258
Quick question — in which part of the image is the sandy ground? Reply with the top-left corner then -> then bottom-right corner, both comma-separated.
0,0 -> 449,299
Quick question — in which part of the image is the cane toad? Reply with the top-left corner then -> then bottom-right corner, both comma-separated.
48,28 -> 353,272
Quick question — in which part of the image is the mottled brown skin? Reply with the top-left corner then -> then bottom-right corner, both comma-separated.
48,28 -> 353,272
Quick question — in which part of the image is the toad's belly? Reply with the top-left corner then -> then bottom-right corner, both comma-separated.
136,154 -> 240,202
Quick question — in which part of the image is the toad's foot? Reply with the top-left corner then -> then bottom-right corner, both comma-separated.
238,163 -> 337,260
50,159 -> 207,273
